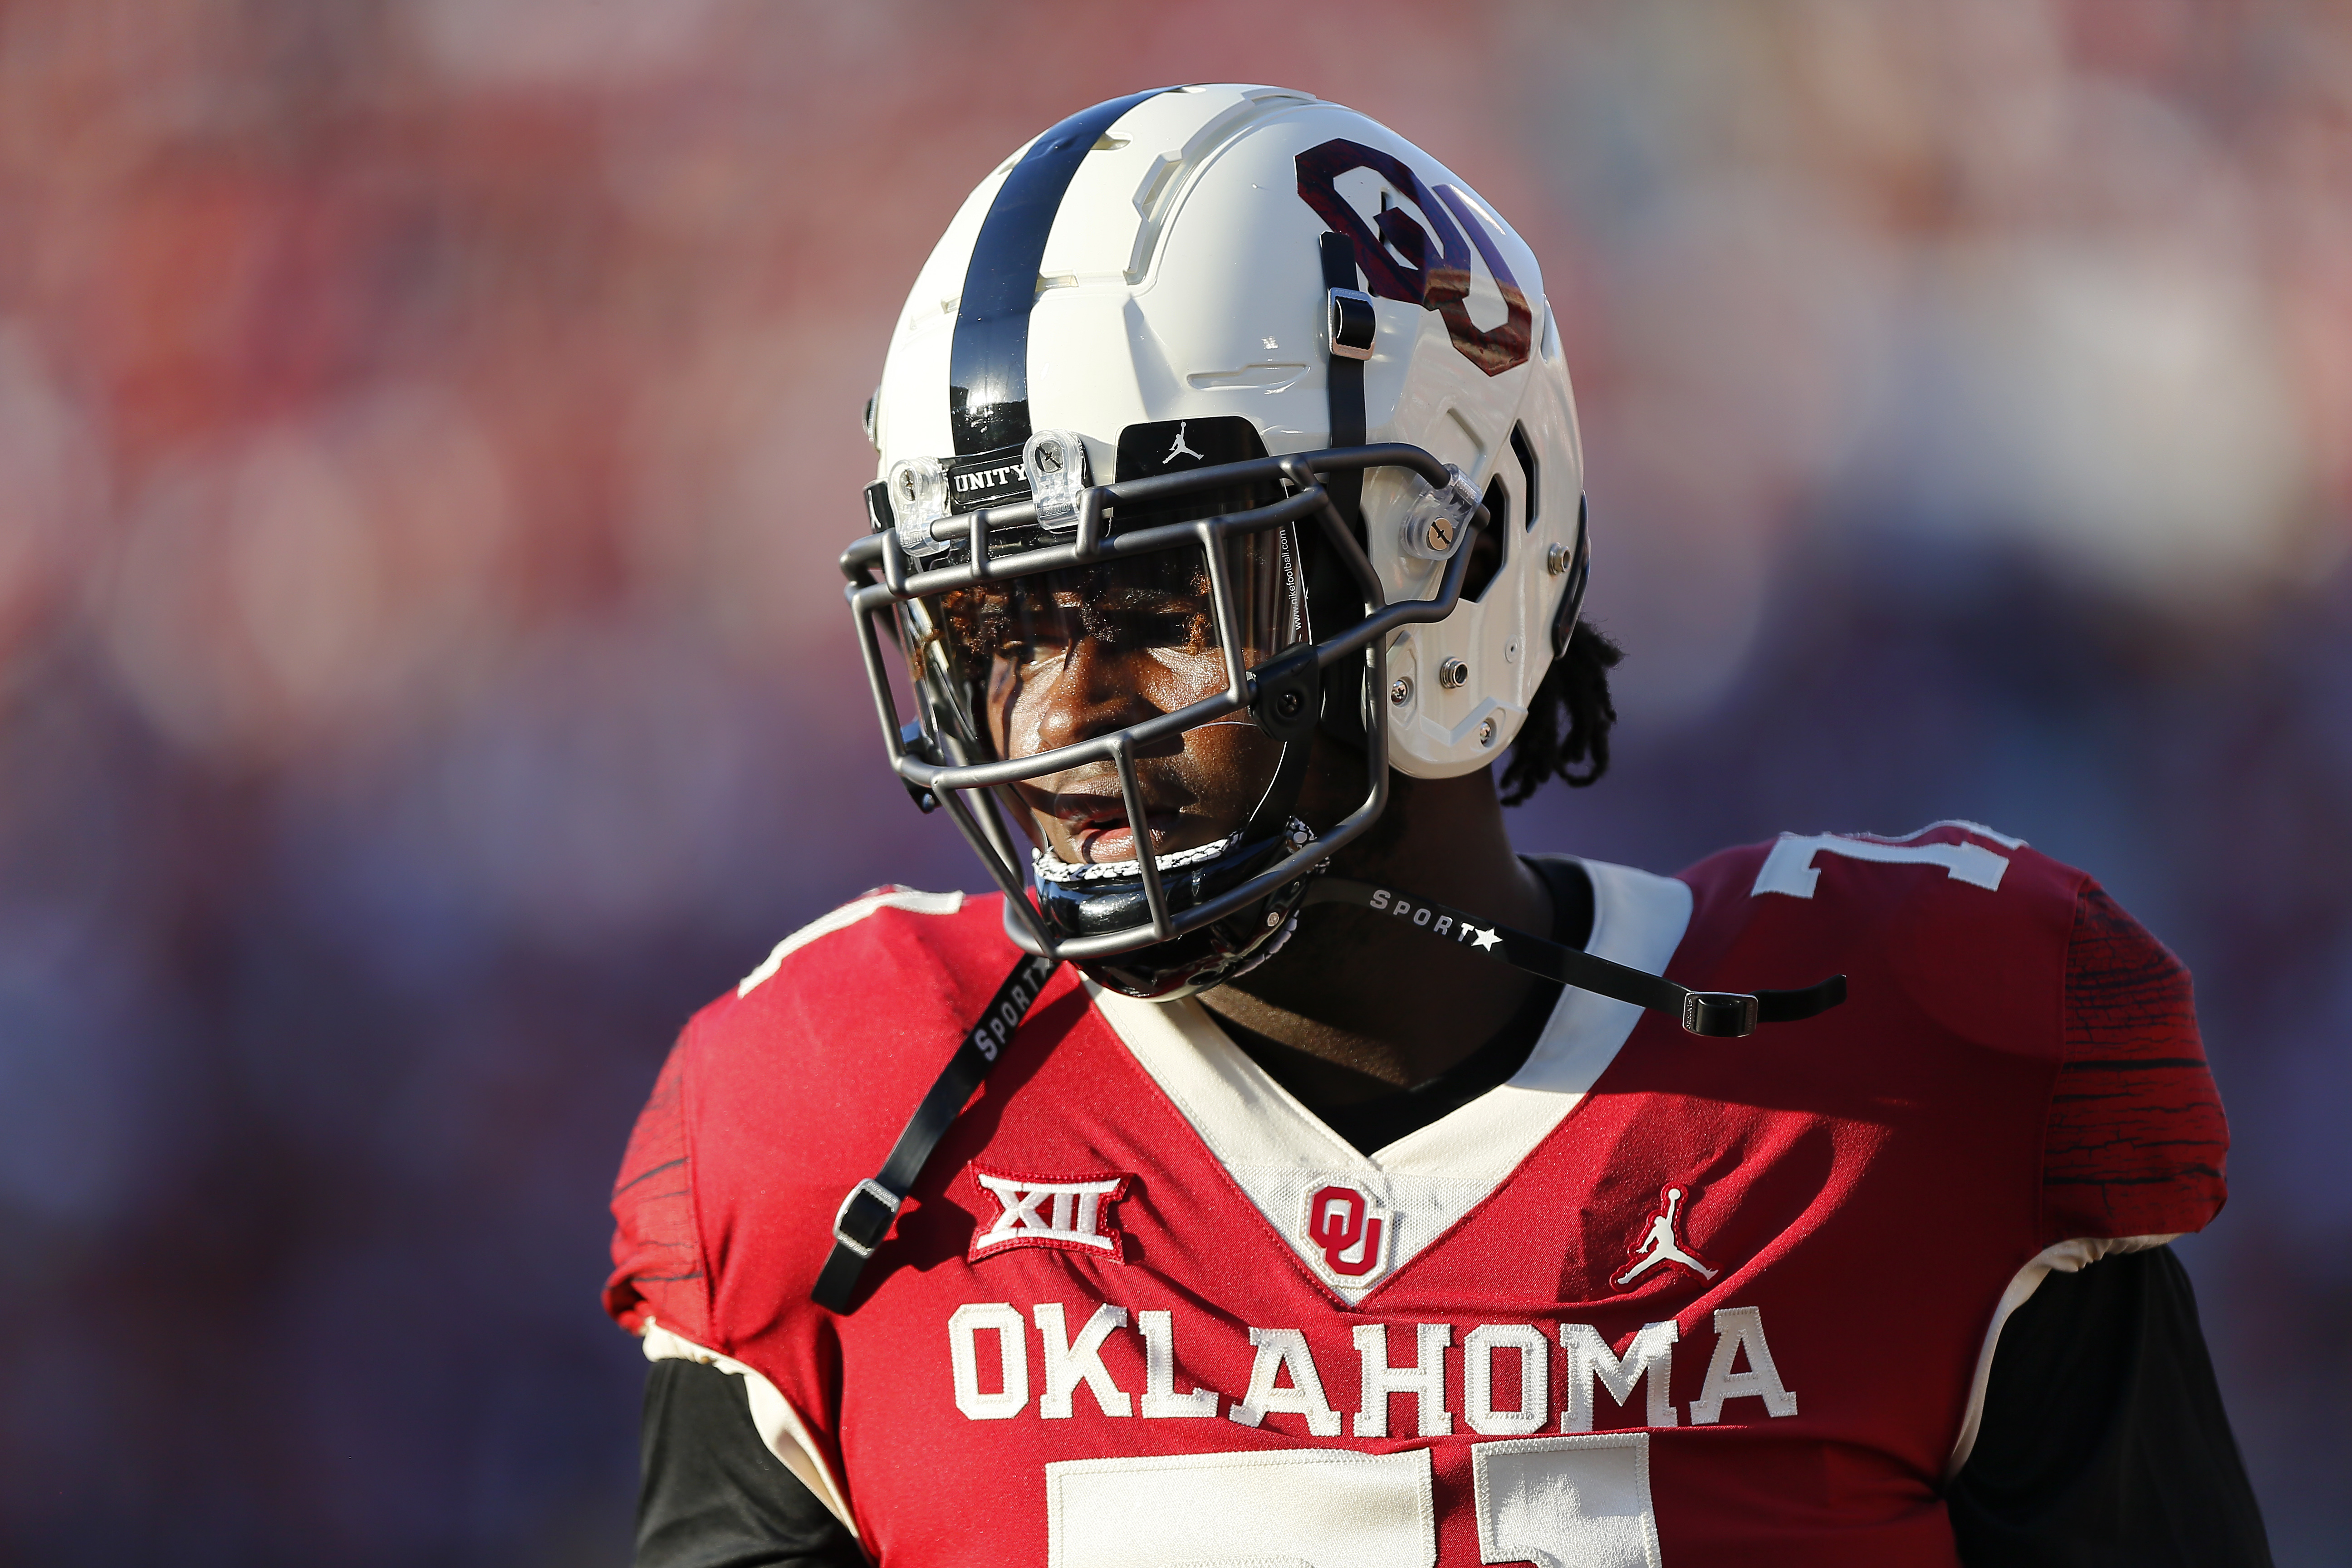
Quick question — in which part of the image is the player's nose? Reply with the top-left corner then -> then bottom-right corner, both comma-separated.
1018,637 -> 1162,758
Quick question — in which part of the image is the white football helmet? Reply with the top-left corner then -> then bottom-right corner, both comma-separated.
844,84 -> 1591,997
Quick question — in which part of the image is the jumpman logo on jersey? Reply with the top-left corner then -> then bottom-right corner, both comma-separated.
1161,421 -> 1205,465
1614,1184 -> 1720,1288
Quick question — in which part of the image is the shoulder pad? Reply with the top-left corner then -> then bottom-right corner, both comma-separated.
607,887 -> 1073,1346
1679,823 -> 2084,1054
735,885 -> 967,997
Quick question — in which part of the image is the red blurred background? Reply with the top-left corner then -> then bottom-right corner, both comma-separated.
2,2 -> 2347,1562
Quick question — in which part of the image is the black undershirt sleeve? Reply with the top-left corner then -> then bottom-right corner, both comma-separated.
1948,1244 -> 2271,1567
637,1358 -> 865,1568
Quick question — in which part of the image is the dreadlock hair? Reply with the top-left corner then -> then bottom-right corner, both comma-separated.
1496,618 -> 1623,805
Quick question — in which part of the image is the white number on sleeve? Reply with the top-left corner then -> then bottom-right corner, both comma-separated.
1044,1436 -> 1662,1568
1750,831 -> 2010,898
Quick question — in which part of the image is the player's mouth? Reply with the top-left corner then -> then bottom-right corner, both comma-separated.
1050,795 -> 1186,864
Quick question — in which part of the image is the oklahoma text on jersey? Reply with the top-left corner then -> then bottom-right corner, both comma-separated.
608,825 -> 2227,1567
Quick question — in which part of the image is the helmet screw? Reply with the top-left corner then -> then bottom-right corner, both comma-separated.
1266,910 -> 1283,928
1439,657 -> 1469,690
1275,689 -> 1304,719
1034,441 -> 1062,473
1545,542 -> 1571,576
1389,676 -> 1412,706
1425,517 -> 1456,553
1477,717 -> 1496,746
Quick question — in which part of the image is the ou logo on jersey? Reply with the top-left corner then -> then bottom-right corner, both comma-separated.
1300,1182 -> 1393,1285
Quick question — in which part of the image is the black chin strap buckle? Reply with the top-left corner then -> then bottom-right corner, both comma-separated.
1681,992 -> 1759,1039
1326,287 -> 1376,360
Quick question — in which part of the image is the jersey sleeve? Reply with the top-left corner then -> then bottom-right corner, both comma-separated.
607,1029 -> 713,1346
2039,882 -> 2229,1245
603,887 -> 1017,1355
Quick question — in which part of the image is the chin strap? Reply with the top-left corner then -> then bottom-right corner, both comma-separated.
816,865 -> 1844,1313
1311,230 -> 1373,752
813,950 -> 1062,1313
1301,877 -> 1846,1039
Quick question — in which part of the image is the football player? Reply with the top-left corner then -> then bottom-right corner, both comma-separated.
607,87 -> 2269,1566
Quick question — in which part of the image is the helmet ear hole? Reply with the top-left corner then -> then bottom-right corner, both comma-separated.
1461,477 -> 1509,603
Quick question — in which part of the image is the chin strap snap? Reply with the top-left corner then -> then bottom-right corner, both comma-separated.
1300,877 -> 1845,1039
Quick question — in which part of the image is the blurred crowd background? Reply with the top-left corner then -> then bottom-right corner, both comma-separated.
1,1 -> 2346,1562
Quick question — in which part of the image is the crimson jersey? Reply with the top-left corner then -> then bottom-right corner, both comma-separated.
605,824 -> 2227,1568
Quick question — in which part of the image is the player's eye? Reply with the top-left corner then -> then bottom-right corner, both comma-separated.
1090,608 -> 1201,651
1002,601 -> 1080,658
998,634 -> 1064,668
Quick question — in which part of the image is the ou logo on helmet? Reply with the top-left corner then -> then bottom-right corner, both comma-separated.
1294,137 -> 1534,378
1301,1182 -> 1394,1285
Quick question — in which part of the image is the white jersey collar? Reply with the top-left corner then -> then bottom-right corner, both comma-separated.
1088,858 -> 1694,1303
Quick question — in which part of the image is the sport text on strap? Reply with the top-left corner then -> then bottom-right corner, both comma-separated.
813,950 -> 1062,1313
1301,877 -> 1846,1038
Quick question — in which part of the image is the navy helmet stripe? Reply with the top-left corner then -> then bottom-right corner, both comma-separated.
949,88 -> 1176,456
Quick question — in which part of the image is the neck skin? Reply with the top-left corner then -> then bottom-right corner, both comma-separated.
1197,762 -> 1553,1106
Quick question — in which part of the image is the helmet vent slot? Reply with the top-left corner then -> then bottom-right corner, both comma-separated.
1510,422 -> 1540,530
1463,477 -> 1509,603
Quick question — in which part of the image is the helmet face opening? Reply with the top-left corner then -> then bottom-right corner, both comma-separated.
897,416 -> 1307,882
909,526 -> 1303,873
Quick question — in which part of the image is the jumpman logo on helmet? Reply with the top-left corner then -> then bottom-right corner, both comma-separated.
1161,421 -> 1205,465
1615,1184 -> 1720,1288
